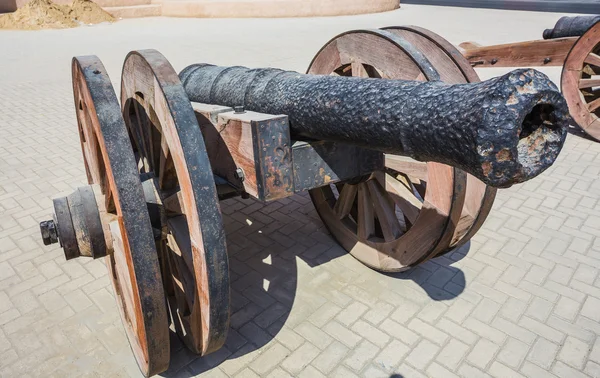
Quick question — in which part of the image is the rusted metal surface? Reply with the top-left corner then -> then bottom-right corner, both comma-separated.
180,65 -> 569,188
292,140 -> 384,192
543,16 -> 600,40
41,186 -> 107,260
39,219 -> 59,245
251,117 -> 294,200
52,196 -> 79,259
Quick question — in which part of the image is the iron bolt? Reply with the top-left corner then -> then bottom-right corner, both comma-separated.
234,106 -> 245,114
491,58 -> 498,65
234,168 -> 245,181
544,57 -> 552,64
40,220 -> 59,246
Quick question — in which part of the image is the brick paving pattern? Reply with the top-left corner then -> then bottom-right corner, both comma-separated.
1,6 -> 599,378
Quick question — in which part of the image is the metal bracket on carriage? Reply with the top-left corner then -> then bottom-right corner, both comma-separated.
191,101 -> 384,202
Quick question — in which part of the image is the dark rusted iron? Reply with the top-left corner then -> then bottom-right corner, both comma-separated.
292,141 -> 384,192
42,185 -> 108,260
543,16 -> 600,40
180,65 -> 569,188
251,116 -> 294,200
52,196 -> 79,259
40,220 -> 58,245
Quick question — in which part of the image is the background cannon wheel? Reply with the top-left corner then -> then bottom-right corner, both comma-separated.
73,56 -> 169,376
307,27 -> 496,272
121,50 -> 230,356
561,20 -> 600,140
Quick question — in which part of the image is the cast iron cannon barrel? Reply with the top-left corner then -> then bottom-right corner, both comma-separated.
543,15 -> 600,39
180,64 -> 569,188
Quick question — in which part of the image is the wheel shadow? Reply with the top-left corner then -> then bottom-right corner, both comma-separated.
383,243 -> 469,301
567,123 -> 598,142
160,194 -> 467,377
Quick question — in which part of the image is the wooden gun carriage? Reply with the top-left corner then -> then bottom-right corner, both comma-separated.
460,15 -> 600,140
39,26 -> 570,376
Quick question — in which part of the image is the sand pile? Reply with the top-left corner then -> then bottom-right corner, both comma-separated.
69,0 -> 114,25
0,0 -> 115,30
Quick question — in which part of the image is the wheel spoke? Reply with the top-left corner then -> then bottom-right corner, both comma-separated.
127,110 -> 147,168
385,155 -> 428,182
333,184 -> 358,219
357,183 -> 374,240
588,96 -> 600,112
579,78 -> 600,89
157,239 -> 174,297
403,172 -> 427,199
135,98 -> 155,172
367,179 -> 401,242
166,245 -> 195,310
585,52 -> 600,67
144,109 -> 156,173
150,123 -> 162,177
384,173 -> 422,224
163,190 -> 184,216
336,64 -> 352,76
351,62 -> 368,78
129,101 -> 152,173
158,134 -> 177,191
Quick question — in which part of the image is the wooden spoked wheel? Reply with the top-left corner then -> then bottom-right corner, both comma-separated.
73,56 -> 169,376
307,28 -> 496,271
120,50 -> 229,356
562,21 -> 600,140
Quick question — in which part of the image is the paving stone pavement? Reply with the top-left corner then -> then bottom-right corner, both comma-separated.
1,4 -> 600,378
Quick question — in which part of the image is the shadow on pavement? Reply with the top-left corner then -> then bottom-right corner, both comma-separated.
568,124 -> 598,142
384,243 -> 468,301
160,195 -> 466,377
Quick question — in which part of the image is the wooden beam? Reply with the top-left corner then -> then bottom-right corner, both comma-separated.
460,37 -> 576,68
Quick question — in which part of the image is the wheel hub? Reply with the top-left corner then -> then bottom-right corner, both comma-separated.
39,184 -> 113,260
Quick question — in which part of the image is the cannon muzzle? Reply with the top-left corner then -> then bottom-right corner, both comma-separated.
180,65 -> 569,188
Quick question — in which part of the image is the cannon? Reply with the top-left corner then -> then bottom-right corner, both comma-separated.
460,15 -> 600,141
39,27 -> 569,376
